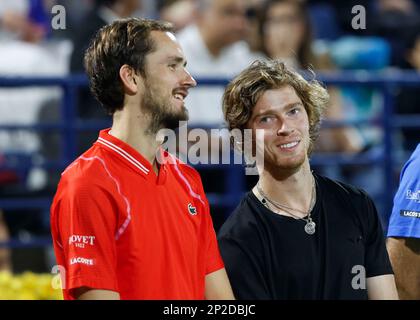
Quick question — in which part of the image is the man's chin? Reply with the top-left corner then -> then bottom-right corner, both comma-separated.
265,154 -> 307,172
161,111 -> 189,130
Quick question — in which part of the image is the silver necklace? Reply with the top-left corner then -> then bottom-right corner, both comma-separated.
256,176 -> 317,235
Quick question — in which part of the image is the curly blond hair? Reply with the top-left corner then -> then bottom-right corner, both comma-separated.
222,60 -> 329,154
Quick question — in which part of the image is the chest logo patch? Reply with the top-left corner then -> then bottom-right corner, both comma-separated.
188,203 -> 197,215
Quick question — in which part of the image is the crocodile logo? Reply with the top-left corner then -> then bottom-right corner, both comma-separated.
188,203 -> 197,215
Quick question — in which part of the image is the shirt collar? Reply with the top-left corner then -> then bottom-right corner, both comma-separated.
96,128 -> 151,176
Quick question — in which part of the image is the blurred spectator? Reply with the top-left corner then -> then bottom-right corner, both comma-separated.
70,0 -> 142,72
328,36 -> 391,159
157,0 -> 198,32
307,0 -> 370,40
52,0 -> 93,37
0,0 -> 71,272
328,35 -> 391,157
0,0 -> 49,42
326,34 -> 394,214
395,24 -> 420,152
177,0 -> 262,126
257,0 -> 364,154
244,0 -> 265,53
259,0 -> 314,69
306,0 -> 342,40
68,0 -> 141,154
324,34 -> 393,215
0,0 -> 69,175
175,0 -> 261,231
308,0 -> 420,52
370,0 -> 420,67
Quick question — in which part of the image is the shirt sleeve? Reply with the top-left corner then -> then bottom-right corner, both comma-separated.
52,178 -> 120,298
218,235 -> 271,300
203,199 -> 225,275
363,193 -> 394,278
387,152 -> 420,238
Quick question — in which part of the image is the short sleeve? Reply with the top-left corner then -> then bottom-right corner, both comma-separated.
387,151 -> 420,238
51,179 -> 120,298
363,194 -> 394,278
218,235 -> 271,299
203,200 -> 225,275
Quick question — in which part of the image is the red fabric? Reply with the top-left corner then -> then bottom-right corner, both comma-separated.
50,129 -> 224,300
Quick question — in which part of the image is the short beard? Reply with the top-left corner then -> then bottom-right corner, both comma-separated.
149,105 -> 188,133
142,85 -> 189,135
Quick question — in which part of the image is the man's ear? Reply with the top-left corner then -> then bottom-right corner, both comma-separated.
119,64 -> 140,95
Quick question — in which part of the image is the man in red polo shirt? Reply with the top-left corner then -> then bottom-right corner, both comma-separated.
50,18 -> 234,300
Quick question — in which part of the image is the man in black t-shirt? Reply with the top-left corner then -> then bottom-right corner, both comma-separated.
218,60 -> 398,300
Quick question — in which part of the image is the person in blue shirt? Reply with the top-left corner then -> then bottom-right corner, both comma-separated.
387,143 -> 420,299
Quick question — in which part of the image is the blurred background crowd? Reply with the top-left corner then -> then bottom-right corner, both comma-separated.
0,0 -> 419,282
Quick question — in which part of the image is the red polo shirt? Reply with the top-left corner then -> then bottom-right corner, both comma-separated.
50,129 -> 224,299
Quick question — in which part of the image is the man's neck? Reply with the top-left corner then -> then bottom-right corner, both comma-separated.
255,160 -> 314,213
109,107 -> 161,175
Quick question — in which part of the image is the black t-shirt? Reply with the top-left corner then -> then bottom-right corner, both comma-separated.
218,174 -> 393,300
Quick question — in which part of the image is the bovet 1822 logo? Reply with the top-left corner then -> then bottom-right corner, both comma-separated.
406,189 -> 420,203
69,235 -> 95,248
188,203 -> 197,216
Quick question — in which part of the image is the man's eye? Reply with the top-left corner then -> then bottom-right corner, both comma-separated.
168,64 -> 177,70
288,108 -> 300,116
259,116 -> 273,123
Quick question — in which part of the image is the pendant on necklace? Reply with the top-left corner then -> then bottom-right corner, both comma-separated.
304,219 -> 316,235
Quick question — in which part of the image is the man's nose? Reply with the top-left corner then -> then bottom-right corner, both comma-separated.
182,69 -> 197,88
276,120 -> 295,136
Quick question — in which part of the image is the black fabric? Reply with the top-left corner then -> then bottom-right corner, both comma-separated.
218,174 -> 393,300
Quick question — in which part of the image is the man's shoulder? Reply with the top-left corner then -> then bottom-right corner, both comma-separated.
316,174 -> 377,219
401,144 -> 420,181
218,193 -> 259,240
317,174 -> 370,201
59,146 -> 113,188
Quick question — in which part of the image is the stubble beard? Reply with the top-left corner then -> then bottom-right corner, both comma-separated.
264,138 -> 310,175
142,81 -> 189,135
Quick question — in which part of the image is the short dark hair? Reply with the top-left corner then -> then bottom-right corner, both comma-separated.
84,18 -> 174,114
